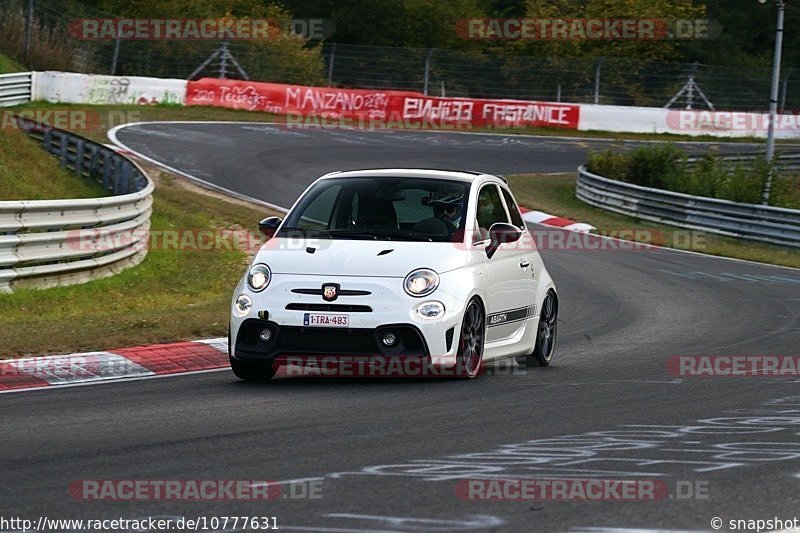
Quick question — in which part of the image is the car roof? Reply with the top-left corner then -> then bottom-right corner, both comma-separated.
318,168 -> 506,184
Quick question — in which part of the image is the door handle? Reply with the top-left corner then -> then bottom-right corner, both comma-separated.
519,259 -> 530,268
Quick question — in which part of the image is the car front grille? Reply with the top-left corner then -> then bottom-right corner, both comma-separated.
278,326 -> 376,354
285,303 -> 372,312
290,288 -> 371,296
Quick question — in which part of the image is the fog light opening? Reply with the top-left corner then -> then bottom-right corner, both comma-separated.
382,332 -> 398,347
259,328 -> 273,342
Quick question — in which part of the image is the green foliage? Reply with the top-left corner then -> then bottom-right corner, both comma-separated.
771,173 -> 800,210
0,51 -> 24,74
518,0 -> 705,62
0,6 -> 78,72
715,157 -> 768,205
586,149 -> 628,180
585,145 -> 796,209
624,143 -> 686,188
106,2 -> 325,84
280,0 -> 487,49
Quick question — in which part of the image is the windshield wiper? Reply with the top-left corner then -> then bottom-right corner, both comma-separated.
387,231 -> 433,242
319,229 -> 381,240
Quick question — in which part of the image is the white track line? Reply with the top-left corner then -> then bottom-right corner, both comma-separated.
0,367 -> 230,395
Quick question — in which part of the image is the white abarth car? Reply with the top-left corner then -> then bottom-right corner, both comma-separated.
229,169 -> 557,380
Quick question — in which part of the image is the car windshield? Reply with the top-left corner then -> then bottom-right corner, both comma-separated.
278,176 -> 470,242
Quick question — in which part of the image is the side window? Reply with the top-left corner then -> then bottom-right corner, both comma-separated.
475,184 -> 509,238
500,187 -> 524,229
297,184 -> 342,230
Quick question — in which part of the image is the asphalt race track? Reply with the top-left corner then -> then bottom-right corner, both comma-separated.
2,123 -> 799,532
110,122 -> 759,209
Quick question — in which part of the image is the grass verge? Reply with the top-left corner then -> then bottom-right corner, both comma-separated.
0,170 -> 281,358
509,173 -> 800,269
0,52 -> 23,74
0,128 -> 104,200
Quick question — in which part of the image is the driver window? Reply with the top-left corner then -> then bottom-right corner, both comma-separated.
475,184 -> 509,240
500,187 -> 525,229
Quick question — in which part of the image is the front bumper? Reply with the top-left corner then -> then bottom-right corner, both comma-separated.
230,273 -> 465,367
235,319 -> 429,359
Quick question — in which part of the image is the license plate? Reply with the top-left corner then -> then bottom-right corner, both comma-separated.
303,313 -> 349,327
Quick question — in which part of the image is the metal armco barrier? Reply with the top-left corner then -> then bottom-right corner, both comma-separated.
685,152 -> 800,173
0,72 -> 33,107
576,165 -> 800,248
0,116 -> 153,291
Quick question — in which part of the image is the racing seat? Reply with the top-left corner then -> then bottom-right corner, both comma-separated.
357,199 -> 398,228
413,217 -> 455,238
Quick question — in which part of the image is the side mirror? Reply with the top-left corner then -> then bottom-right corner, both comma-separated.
486,222 -> 522,259
258,216 -> 282,239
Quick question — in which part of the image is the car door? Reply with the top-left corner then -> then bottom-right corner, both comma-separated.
499,183 -> 538,318
475,183 -> 532,347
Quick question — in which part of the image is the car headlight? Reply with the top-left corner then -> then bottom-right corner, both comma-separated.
233,294 -> 253,317
247,263 -> 271,292
404,268 -> 439,297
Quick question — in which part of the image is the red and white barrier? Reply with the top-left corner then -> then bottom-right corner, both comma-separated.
186,78 -> 581,129
33,71 -> 186,106
28,71 -> 800,138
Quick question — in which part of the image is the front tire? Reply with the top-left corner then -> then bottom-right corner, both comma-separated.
457,298 -> 485,379
519,290 -> 558,367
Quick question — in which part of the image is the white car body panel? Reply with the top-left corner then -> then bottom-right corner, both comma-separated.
229,168 -> 556,369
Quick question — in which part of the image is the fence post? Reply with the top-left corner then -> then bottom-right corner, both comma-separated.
593,57 -> 605,105
59,133 -> 69,167
75,140 -> 85,176
327,42 -> 336,86
23,0 -> 34,62
102,151 -> 112,192
780,67 -> 793,114
219,41 -> 229,78
110,35 -> 121,75
423,48 -> 435,96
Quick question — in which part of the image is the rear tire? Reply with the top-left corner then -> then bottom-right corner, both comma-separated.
518,290 -> 557,368
229,356 -> 277,381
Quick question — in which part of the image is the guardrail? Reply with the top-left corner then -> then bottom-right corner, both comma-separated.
0,116 -> 153,291
685,151 -> 800,173
576,165 -> 800,248
0,72 -> 33,107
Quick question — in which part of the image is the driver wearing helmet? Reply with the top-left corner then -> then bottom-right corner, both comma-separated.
433,202 -> 461,228
428,191 -> 464,229
412,191 -> 465,240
